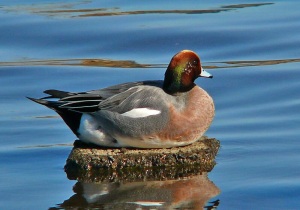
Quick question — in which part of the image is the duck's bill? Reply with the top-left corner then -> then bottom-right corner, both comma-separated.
199,68 -> 213,78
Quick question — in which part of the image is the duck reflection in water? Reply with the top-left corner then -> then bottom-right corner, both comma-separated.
50,172 -> 220,209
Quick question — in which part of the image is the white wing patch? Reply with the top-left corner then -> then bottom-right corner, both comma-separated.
126,201 -> 164,206
121,108 -> 161,118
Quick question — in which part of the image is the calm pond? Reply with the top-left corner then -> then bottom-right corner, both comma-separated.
0,0 -> 300,209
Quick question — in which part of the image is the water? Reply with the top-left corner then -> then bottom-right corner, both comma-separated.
1,0 -> 300,209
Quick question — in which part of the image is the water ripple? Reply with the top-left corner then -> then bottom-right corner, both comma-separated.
2,3 -> 274,18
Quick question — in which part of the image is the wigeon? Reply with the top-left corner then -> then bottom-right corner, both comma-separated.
28,50 -> 214,148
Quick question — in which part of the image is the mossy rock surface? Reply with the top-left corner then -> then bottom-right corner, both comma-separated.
64,136 -> 220,182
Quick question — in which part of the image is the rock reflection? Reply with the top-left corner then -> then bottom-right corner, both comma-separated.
51,170 -> 220,209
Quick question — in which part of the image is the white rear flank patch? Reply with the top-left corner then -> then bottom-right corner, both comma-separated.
78,114 -> 117,147
121,108 -> 161,118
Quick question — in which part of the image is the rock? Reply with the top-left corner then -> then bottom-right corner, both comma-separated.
64,136 -> 220,182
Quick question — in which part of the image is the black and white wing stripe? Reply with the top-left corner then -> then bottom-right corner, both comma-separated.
42,81 -> 163,113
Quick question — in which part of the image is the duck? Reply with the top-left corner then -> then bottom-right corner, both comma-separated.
28,50 -> 214,148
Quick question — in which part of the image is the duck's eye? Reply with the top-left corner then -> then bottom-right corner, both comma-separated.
192,60 -> 198,65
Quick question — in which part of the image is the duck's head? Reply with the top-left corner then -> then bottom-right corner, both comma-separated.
163,50 -> 212,94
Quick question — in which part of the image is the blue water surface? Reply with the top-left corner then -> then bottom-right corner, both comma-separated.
0,1 -> 300,209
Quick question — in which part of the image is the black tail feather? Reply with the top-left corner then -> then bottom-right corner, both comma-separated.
43,89 -> 74,99
27,97 -> 82,136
